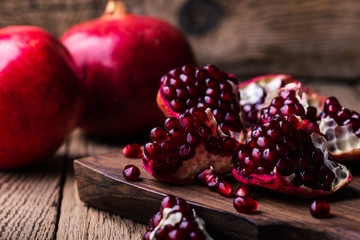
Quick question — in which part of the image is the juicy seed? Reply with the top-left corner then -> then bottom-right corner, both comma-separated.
218,181 -> 234,197
205,174 -> 221,191
123,165 -> 141,181
122,143 -> 143,158
150,127 -> 168,142
233,196 -> 258,213
235,185 -> 252,197
310,200 -> 331,218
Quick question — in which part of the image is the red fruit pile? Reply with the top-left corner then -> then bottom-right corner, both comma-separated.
143,195 -> 213,240
144,64 -> 358,199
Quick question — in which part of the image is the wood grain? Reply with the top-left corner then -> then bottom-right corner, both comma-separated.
0,145 -> 66,239
56,130 -> 147,240
74,150 -> 360,240
1,0 -> 360,79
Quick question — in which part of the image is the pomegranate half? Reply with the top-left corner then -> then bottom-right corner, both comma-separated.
61,0 -> 195,136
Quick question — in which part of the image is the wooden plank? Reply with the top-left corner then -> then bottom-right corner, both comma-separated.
0,144 -> 66,239
56,130 -> 146,240
2,0 -> 360,79
74,150 -> 360,240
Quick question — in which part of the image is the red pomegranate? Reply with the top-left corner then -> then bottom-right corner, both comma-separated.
150,64 -> 356,198
61,0 -> 195,136
0,26 -> 81,169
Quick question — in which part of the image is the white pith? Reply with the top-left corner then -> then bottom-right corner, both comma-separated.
149,207 -> 213,240
175,108 -> 233,180
319,117 -> 360,154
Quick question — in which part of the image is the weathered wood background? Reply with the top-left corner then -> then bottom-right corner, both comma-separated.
1,0 -> 360,80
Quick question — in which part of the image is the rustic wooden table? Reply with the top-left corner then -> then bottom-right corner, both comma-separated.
0,82 -> 359,240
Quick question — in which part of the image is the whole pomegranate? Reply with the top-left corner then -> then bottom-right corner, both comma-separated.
0,26 -> 81,169
61,0 -> 195,136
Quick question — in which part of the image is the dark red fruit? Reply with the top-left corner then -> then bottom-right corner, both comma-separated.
143,107 -> 236,184
123,143 -> 143,158
233,196 -> 258,213
310,199 -> 331,218
233,116 -> 352,198
157,64 -> 242,134
123,165 -> 141,181
61,0 -> 195,137
143,195 -> 212,240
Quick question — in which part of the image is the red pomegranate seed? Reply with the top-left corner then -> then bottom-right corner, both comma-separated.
233,196 -> 258,213
235,185 -> 252,197
205,174 -> 221,191
310,200 -> 331,218
150,127 -> 168,142
218,180 -> 234,197
123,165 -> 141,181
122,143 -> 143,158
195,168 -> 213,185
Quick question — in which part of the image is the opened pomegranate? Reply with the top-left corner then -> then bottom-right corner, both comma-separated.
143,107 -> 238,184
157,64 -> 242,135
318,97 -> 360,162
232,116 -> 352,198
61,0 -> 195,136
143,195 -> 213,240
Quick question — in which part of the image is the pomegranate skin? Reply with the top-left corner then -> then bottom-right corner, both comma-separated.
0,26 -> 82,169
61,11 -> 195,136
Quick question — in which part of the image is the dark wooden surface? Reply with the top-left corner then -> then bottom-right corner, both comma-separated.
1,0 -> 360,79
0,83 -> 359,239
74,149 -> 360,240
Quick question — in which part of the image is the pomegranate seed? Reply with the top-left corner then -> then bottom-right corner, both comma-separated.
205,174 -> 220,191
235,185 -> 252,197
164,117 -> 181,131
218,180 -> 234,197
310,200 -> 331,218
122,143 -> 143,158
161,195 -> 177,210
233,196 -> 258,213
123,165 -> 140,181
144,142 -> 162,158
162,85 -> 176,100
179,145 -> 196,160
150,127 -> 167,142
195,168 -> 213,185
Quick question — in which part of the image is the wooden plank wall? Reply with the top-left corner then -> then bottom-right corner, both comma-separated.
1,0 -> 360,79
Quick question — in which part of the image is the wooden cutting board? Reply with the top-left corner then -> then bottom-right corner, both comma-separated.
74,151 -> 360,240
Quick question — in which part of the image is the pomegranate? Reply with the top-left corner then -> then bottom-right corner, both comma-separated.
0,26 -> 81,169
143,107 -> 238,184
318,97 -> 360,162
144,195 -> 213,240
123,164 -> 141,181
123,143 -> 143,158
310,199 -> 331,218
61,0 -> 195,136
232,116 -> 352,198
157,64 -> 242,135
233,196 -> 258,213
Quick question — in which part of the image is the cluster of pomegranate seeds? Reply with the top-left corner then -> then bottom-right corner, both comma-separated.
233,196 -> 258,213
123,143 -> 143,158
143,195 -> 212,240
123,165 -> 141,181
320,96 -> 360,137
160,64 -> 242,134
143,107 -> 238,183
235,116 -> 339,191
310,199 -> 331,218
